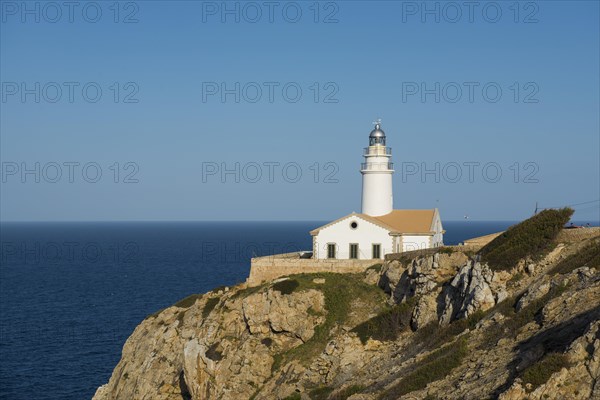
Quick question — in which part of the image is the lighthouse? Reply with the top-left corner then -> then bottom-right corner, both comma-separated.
309,120 -> 443,259
360,120 -> 394,217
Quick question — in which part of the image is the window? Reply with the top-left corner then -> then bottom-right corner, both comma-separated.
327,243 -> 336,259
349,244 -> 358,259
372,244 -> 381,259
369,137 -> 386,146
350,221 -> 358,229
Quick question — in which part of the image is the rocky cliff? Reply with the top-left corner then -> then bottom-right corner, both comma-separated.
93,224 -> 600,400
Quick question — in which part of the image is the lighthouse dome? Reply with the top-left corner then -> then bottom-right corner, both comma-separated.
369,123 -> 386,146
369,123 -> 385,138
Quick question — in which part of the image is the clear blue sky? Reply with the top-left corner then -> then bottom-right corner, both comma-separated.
1,1 -> 599,221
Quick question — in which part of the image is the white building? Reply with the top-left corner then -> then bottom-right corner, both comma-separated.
311,121 -> 444,260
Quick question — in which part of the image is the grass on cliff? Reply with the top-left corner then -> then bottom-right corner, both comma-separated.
506,283 -> 568,333
230,281 -> 269,300
332,385 -> 365,399
173,293 -> 203,308
549,239 -> 600,276
145,293 -> 203,320
351,297 -> 415,344
412,281 -> 568,356
479,208 -> 573,271
480,283 -> 569,347
272,279 -> 300,294
308,386 -> 334,400
520,353 -> 570,390
270,273 -> 388,372
202,297 -> 220,318
307,384 -> 365,400
351,293 -> 486,350
381,336 -> 469,399
366,263 -> 383,273
438,246 -> 455,255
414,309 -> 485,350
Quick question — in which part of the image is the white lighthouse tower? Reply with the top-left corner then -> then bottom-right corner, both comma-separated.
360,120 -> 394,216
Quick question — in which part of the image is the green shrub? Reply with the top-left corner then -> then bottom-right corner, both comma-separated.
273,279 -> 300,295
148,290 -> 221,321
351,300 -> 414,344
463,250 -> 476,258
382,337 -> 469,399
414,309 -> 485,350
176,309 -> 188,325
230,282 -> 268,299
438,247 -> 454,254
307,306 -> 323,316
482,284 -> 568,346
173,294 -> 202,309
467,310 -> 487,328
509,284 -> 568,333
479,208 -> 573,271
309,386 -> 334,400
366,263 -> 383,273
202,297 -> 220,318
494,296 -> 517,317
330,385 -> 365,399
550,240 -> 600,275
271,353 -> 283,373
145,307 -> 166,320
282,393 -> 301,400
509,272 -> 524,284
521,353 -> 570,389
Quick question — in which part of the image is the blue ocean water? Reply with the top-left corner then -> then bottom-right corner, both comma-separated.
0,220 -> 575,399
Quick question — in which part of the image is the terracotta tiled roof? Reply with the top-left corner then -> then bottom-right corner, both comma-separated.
373,209 -> 436,233
310,209 -> 439,235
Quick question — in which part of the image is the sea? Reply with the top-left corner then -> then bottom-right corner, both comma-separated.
0,220 -> 596,400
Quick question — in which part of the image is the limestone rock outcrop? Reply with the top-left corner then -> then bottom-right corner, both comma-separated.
379,252 -> 504,327
439,259 -> 497,323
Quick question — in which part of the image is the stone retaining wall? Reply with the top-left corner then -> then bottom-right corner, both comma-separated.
247,253 -> 377,286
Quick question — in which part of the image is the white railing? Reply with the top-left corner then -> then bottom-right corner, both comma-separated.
361,162 -> 394,171
364,147 -> 392,156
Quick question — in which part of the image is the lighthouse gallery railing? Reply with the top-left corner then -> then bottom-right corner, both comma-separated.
361,162 -> 394,170
363,147 -> 392,156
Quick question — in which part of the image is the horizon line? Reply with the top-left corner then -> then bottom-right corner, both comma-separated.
0,219 -> 575,223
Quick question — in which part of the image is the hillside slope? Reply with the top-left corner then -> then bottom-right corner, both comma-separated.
93,215 -> 600,400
